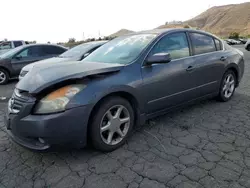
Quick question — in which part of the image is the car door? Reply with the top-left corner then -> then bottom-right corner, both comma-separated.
11,46 -> 45,75
141,32 -> 200,114
188,32 -> 225,97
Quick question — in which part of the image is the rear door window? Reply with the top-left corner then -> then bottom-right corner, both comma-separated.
189,33 -> 216,55
42,46 -> 66,55
214,39 -> 222,51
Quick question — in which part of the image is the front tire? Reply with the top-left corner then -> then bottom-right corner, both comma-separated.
217,70 -> 236,102
90,97 -> 134,152
0,69 -> 9,85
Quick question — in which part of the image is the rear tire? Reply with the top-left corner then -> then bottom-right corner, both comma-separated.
217,70 -> 236,102
247,45 -> 250,51
0,69 -> 9,85
90,96 -> 134,152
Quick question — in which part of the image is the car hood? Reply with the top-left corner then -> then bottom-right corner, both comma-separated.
22,57 -> 74,72
16,61 -> 124,94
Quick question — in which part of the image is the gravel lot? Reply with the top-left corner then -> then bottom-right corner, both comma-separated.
0,45 -> 250,188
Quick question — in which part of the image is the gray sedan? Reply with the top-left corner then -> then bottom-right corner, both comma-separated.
0,44 -> 67,84
5,28 -> 245,151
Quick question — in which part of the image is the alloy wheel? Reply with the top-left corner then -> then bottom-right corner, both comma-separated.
222,73 -> 235,99
100,105 -> 130,145
0,71 -> 6,84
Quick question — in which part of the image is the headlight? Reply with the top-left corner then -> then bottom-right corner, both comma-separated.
34,84 -> 86,114
20,70 -> 28,77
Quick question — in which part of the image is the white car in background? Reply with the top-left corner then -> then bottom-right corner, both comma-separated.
228,39 -> 241,45
0,40 -> 28,55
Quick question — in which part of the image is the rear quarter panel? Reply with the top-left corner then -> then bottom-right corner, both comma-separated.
224,48 -> 244,84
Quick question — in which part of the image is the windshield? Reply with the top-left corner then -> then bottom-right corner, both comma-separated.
83,34 -> 157,64
59,42 -> 104,58
0,45 -> 24,59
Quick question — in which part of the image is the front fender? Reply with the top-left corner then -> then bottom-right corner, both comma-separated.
92,85 -> 140,104
69,84 -> 140,109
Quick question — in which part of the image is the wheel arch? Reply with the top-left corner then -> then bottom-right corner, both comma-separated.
224,64 -> 239,86
90,90 -> 140,122
87,90 -> 142,141
0,66 -> 10,77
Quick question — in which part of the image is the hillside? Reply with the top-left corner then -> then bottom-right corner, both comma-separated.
157,24 -> 190,29
185,2 -> 250,36
109,29 -> 134,38
111,2 -> 250,37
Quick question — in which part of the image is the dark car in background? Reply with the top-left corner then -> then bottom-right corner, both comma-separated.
0,44 -> 67,84
245,39 -> 250,51
238,38 -> 248,44
19,41 -> 107,80
5,29 -> 244,151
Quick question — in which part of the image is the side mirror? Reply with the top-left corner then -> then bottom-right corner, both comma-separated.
15,55 -> 22,60
146,53 -> 171,65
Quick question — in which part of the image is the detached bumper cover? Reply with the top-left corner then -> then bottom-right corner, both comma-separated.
5,105 -> 90,150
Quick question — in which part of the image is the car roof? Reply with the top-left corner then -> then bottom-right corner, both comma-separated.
125,28 -> 220,39
77,40 -> 108,47
19,43 -> 67,49
84,40 -> 108,44
69,40 -> 108,49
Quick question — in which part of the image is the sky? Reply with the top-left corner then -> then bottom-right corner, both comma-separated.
0,0 -> 248,43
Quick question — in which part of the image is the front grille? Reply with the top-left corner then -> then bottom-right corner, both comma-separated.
8,89 -> 31,114
20,71 -> 28,77
13,97 -> 26,111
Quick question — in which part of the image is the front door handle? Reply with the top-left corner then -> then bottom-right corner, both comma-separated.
220,56 -> 227,61
186,66 -> 195,72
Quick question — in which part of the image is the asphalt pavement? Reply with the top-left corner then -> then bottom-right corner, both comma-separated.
0,80 -> 16,102
0,45 -> 250,188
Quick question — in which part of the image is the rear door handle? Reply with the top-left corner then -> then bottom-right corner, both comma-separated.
186,66 -> 195,72
220,56 -> 227,61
